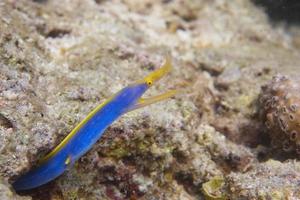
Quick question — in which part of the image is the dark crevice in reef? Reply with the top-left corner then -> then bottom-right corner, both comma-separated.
174,171 -> 201,197
0,113 -> 14,129
32,0 -> 48,3
253,0 -> 300,25
45,29 -> 71,38
16,181 -> 62,200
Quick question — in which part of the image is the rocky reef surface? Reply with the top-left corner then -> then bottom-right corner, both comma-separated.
0,0 -> 299,199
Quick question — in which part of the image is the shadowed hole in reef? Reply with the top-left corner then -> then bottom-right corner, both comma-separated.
35,24 -> 71,38
32,0 -> 48,3
174,171 -> 200,196
252,0 -> 300,25
0,113 -> 13,129
94,0 -> 109,4
16,181 -> 63,200
46,29 -> 71,38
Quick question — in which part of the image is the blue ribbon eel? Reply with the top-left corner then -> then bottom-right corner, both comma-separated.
13,57 -> 177,191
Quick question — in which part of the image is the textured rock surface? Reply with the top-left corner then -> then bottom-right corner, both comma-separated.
0,179 -> 31,200
0,0 -> 300,199
227,159 -> 300,199
259,75 -> 300,156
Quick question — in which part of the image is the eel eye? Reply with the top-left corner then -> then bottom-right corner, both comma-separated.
147,80 -> 153,86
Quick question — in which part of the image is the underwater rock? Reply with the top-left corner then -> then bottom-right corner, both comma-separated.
0,0 -> 300,199
259,75 -> 300,156
0,179 -> 31,200
227,159 -> 300,199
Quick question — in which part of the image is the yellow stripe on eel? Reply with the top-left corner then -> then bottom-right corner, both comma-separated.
39,97 -> 113,164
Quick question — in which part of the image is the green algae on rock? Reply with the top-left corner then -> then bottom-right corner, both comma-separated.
202,176 -> 227,200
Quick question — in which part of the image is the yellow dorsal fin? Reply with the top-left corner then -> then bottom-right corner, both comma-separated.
39,96 -> 113,164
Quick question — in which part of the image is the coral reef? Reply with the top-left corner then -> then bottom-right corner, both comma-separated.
259,75 -> 300,156
0,0 -> 300,199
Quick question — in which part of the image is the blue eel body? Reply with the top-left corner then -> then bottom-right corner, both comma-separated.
13,84 -> 148,191
13,57 -> 175,191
